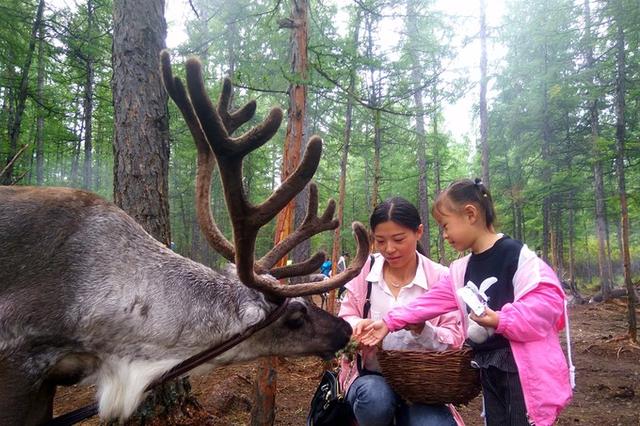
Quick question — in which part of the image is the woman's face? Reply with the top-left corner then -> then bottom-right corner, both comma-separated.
372,220 -> 423,270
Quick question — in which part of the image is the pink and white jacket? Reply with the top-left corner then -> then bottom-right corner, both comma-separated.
383,245 -> 573,426
338,253 -> 465,425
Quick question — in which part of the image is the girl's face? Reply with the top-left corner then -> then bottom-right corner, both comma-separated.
372,220 -> 423,270
434,204 -> 477,252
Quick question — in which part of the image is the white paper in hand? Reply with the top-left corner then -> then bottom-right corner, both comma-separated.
456,281 -> 487,316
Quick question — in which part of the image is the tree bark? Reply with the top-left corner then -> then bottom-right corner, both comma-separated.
568,190 -> 581,301
253,1 -> 310,424
364,13 -> 382,210
479,0 -> 490,189
406,0 -> 431,257
82,0 -> 95,190
329,8 -> 361,315
432,89 -> 445,263
372,107 -> 382,209
35,8 -> 46,185
541,45 -> 551,263
584,0 -> 614,299
112,0 -> 199,421
112,0 -> 171,246
613,4 -> 636,341
2,0 -> 45,185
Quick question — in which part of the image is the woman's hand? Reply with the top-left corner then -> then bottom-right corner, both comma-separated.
353,319 -> 374,341
470,307 -> 500,329
359,320 -> 390,346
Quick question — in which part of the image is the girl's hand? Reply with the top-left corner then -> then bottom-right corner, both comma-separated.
470,307 -> 500,329
353,319 -> 374,341
359,320 -> 389,346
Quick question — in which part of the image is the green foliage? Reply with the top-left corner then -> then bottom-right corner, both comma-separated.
2,0 -> 638,287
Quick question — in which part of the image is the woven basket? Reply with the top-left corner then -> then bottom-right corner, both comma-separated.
377,347 -> 481,405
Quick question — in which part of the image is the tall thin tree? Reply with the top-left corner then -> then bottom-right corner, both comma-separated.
253,1 -> 310,424
82,0 -> 95,189
406,0 -> 431,257
584,0 -> 613,299
613,0 -> 636,341
2,0 -> 45,185
479,0 -> 490,188
329,7 -> 362,315
35,5 -> 46,185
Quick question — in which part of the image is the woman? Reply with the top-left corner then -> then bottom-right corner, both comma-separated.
338,197 -> 465,426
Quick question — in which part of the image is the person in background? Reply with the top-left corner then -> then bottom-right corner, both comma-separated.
337,252 -> 349,273
320,259 -> 332,278
339,197 -> 464,426
359,179 -> 572,426
337,252 -> 349,299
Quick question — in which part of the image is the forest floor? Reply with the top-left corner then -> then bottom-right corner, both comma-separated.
55,298 -> 640,425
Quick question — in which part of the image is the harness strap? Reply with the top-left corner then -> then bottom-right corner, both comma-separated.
46,298 -> 291,425
356,254 -> 375,373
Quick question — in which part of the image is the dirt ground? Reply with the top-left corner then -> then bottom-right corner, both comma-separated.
54,299 -> 640,425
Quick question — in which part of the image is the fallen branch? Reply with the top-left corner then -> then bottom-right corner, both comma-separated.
0,144 -> 30,181
589,287 -> 639,303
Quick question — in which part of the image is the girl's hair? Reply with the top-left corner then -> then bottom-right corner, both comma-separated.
370,197 -> 426,255
432,178 -> 496,228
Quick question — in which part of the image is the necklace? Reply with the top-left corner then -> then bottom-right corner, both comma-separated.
385,272 -> 412,288
384,264 -> 415,289
387,280 -> 406,289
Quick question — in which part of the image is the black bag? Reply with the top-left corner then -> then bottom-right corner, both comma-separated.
306,370 -> 352,426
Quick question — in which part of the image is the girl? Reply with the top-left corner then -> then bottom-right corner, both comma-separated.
359,179 -> 572,426
339,197 -> 465,426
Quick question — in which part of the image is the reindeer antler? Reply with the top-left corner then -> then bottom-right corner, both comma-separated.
161,51 -> 369,298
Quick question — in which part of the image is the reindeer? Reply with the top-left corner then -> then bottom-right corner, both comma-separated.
0,52 -> 369,425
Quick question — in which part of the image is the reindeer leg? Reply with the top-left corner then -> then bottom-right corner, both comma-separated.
0,360 -> 55,426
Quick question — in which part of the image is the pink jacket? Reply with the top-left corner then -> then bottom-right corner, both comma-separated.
384,246 -> 573,426
338,253 -> 465,425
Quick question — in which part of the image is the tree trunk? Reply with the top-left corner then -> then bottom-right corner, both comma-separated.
552,204 -> 563,278
479,0 -> 490,188
613,5 -> 636,342
371,107 -> 382,209
70,131 -> 82,185
406,0 -> 431,257
253,1 -> 310,424
584,0 -> 614,300
82,0 -> 95,190
329,8 -> 361,315
364,13 -> 382,210
35,9 -> 46,185
541,47 -> 551,263
112,0 -> 199,421
112,0 -> 171,246
432,89 -> 445,263
568,192 -> 577,296
2,0 -> 45,185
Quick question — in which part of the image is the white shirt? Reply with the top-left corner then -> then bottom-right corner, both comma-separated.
363,253 -> 449,371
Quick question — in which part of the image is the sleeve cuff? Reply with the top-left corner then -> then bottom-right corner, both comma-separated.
383,315 -> 398,332
495,308 -> 512,334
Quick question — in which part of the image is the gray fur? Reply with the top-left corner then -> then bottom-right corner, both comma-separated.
0,186 -> 351,424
